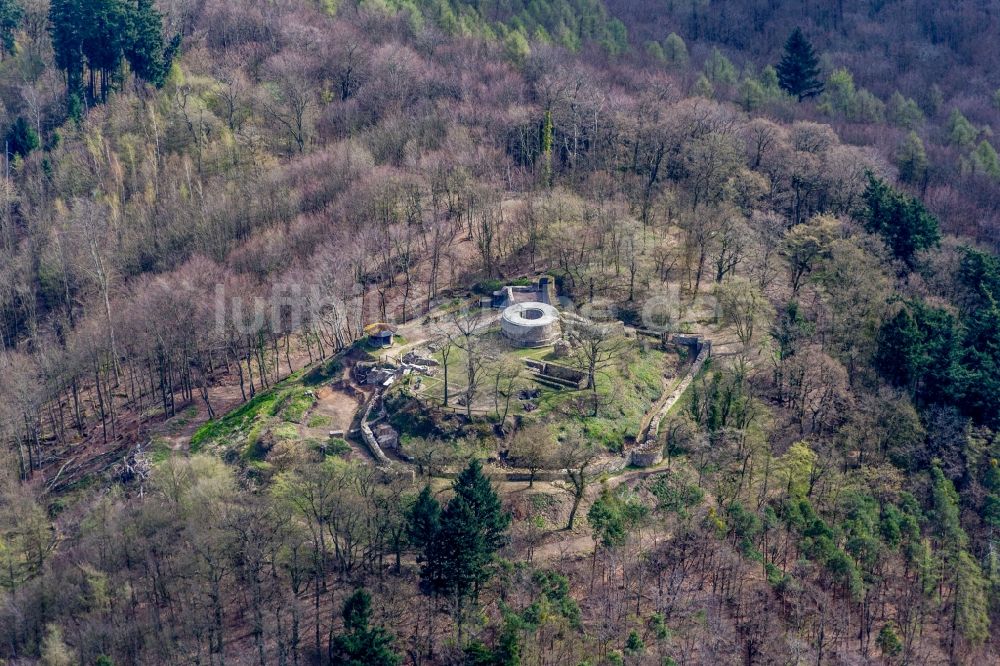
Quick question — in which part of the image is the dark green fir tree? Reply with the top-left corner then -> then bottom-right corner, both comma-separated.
777,28 -> 824,101
331,589 -> 400,666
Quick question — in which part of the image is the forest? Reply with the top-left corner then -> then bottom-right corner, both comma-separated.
0,0 -> 998,664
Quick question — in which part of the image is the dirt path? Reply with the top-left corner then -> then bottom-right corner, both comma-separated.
392,309 -> 501,355
501,463 -> 684,562
305,385 -> 359,432
533,532 -> 596,561
152,383 -> 247,452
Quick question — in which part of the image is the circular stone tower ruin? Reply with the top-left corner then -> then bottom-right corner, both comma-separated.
500,301 -> 561,348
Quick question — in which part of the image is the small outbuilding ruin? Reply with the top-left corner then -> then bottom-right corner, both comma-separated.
364,322 -> 396,348
490,276 -> 556,309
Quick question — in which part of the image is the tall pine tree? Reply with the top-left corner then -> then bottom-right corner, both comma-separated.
331,589 -> 401,666
126,0 -> 177,87
405,485 -> 440,559
424,494 -> 488,600
49,0 -> 87,98
776,28 -> 824,102
452,459 -> 511,554
5,117 -> 39,158
49,0 -> 178,109
419,460 -> 511,641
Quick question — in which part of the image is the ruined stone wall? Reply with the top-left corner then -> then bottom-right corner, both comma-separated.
644,343 -> 711,447
540,362 -> 587,386
629,447 -> 664,468
359,395 -> 392,466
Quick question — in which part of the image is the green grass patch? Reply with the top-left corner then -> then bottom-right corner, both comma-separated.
511,345 -> 556,361
306,436 -> 350,458
187,344 -> 368,476
302,358 -> 344,386
148,437 -> 173,464
281,391 -> 315,423
307,414 -> 333,428
582,418 -> 628,452
323,437 -> 351,457
522,344 -> 668,451
190,380 -> 316,453
241,421 -> 299,462
190,389 -> 282,453
272,422 -> 300,441
245,459 -> 274,482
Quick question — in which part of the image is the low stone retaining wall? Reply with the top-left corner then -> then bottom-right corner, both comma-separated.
523,359 -> 588,389
500,470 -> 570,483
644,344 -> 710,445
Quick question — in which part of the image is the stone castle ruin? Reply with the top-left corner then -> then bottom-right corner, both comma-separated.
488,276 -> 563,348
500,301 -> 562,348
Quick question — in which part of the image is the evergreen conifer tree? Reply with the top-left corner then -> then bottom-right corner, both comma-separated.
0,0 -> 21,57
5,117 -> 39,158
405,485 -> 440,559
49,0 -> 177,109
452,459 -> 511,554
776,28 -> 823,101
420,460 -> 511,623
896,131 -> 928,186
127,0 -> 172,86
49,0 -> 86,96
860,173 -> 940,266
663,32 -> 688,68
876,624 -> 903,657
331,589 -> 400,666
424,494 -> 486,599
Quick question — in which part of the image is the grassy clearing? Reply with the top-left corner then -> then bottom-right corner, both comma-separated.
407,337 -> 671,452
281,391 -> 316,423
307,414 -> 333,428
243,421 -> 300,462
511,344 -> 556,361
190,376 -> 319,455
185,350 -> 366,484
190,390 -> 281,453
529,345 -> 668,450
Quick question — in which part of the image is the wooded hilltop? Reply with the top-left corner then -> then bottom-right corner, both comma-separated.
0,1 -> 998,665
